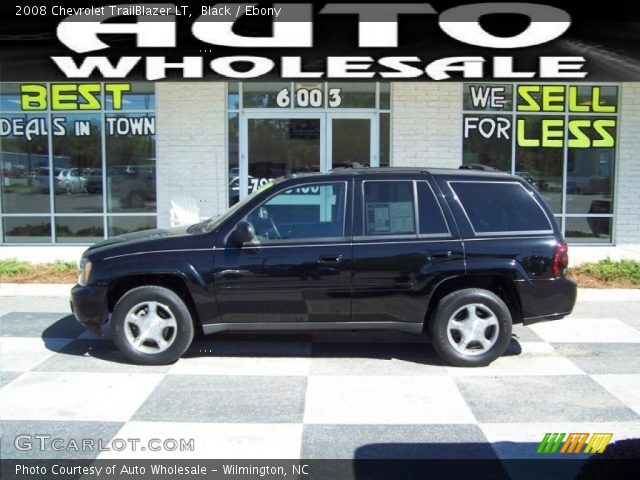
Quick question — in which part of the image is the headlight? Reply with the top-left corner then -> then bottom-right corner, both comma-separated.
78,259 -> 92,286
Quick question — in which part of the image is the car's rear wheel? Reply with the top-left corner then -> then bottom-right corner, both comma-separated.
430,288 -> 512,367
111,286 -> 194,365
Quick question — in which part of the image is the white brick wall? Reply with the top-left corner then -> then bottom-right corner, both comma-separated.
616,83 -> 640,244
156,82 -> 227,228
391,83 -> 462,168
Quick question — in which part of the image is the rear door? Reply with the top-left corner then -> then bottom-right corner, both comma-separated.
351,176 -> 464,325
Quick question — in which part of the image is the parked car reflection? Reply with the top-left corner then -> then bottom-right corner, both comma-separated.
33,167 -> 65,194
56,168 -> 88,194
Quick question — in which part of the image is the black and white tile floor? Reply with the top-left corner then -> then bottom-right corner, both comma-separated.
1,295 -> 639,461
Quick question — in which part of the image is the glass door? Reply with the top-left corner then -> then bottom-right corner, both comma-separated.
240,113 -> 324,200
238,112 -> 378,201
327,113 -> 378,169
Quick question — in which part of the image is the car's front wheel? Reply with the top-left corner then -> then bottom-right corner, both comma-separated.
430,288 -> 512,367
111,286 -> 194,365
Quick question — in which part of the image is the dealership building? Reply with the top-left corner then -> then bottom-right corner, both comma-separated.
1,81 -> 639,262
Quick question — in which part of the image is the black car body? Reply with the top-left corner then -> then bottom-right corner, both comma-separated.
71,167 -> 577,367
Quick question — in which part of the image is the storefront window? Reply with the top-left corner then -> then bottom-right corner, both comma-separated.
0,114 -> 50,214
327,83 -> 376,108
462,113 -> 512,171
51,113 -> 102,214
55,216 -> 103,243
108,216 -> 157,237
515,115 -> 564,214
0,82 -> 157,244
243,82 -> 291,108
2,216 -> 50,244
462,83 -> 619,244
105,113 -> 156,213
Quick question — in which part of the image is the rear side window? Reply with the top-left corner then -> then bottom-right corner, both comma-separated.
364,181 -> 416,236
417,182 -> 449,235
450,181 -> 552,234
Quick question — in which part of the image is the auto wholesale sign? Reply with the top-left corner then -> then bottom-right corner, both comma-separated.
2,2 -> 640,81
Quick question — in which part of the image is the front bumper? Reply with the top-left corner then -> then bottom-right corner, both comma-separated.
70,284 -> 108,334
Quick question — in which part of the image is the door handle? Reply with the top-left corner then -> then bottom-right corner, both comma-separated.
317,254 -> 342,264
427,250 -> 453,260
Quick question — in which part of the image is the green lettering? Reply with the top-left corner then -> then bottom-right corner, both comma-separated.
517,85 -> 541,112
20,84 -> 47,110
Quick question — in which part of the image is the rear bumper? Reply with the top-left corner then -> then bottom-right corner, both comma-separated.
70,284 -> 108,334
516,277 -> 577,325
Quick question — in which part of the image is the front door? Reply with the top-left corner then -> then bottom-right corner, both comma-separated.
214,180 -> 353,324
237,113 -> 377,201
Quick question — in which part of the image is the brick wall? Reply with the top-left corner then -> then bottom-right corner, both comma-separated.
616,83 -> 640,244
391,83 -> 462,168
156,83 -> 227,228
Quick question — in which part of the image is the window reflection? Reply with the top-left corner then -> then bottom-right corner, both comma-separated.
106,113 -> 156,213
55,216 -> 103,243
2,216 -> 51,243
566,117 -> 615,215
515,115 -> 564,214
51,113 -> 102,214
565,217 -> 612,244
0,114 -> 51,214
108,216 -> 156,236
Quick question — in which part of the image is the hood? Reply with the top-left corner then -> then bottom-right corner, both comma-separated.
84,224 -> 194,254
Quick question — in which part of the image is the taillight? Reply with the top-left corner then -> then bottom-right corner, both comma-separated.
552,242 -> 569,277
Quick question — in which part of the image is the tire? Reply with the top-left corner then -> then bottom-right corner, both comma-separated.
430,288 -> 512,367
111,286 -> 195,365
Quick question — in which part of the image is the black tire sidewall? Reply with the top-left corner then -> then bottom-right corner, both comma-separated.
431,289 -> 512,367
111,286 -> 194,365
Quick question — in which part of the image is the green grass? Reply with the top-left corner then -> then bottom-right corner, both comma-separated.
47,260 -> 78,272
0,258 -> 30,276
0,258 -> 77,277
574,258 -> 640,285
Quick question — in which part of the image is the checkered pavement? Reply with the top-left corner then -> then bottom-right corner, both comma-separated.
1,294 -> 639,467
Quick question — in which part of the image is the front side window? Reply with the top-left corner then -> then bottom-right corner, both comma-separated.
364,181 -> 416,236
450,181 -> 553,234
246,182 -> 346,242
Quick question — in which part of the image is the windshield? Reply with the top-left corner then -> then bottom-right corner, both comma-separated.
200,181 -> 275,233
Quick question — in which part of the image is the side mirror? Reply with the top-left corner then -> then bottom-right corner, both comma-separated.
232,221 -> 256,244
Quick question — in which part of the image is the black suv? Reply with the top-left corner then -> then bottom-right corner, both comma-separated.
71,167 -> 576,367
